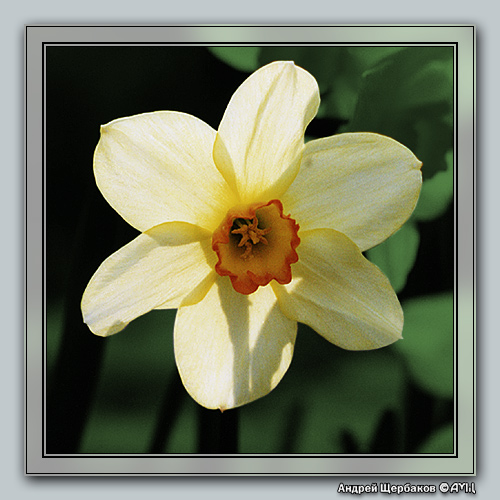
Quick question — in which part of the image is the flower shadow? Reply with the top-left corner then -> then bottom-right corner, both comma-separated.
218,279 -> 294,408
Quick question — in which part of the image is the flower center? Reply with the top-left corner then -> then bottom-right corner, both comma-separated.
231,217 -> 272,260
212,200 -> 300,295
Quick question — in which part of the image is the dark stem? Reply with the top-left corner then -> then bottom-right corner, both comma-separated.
197,406 -> 239,453
148,371 -> 186,453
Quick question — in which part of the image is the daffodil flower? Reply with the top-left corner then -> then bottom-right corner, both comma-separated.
82,61 -> 422,411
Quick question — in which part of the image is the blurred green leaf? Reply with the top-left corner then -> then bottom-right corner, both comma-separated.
47,299 -> 65,373
347,46 -> 406,68
348,47 -> 454,180
350,47 -> 453,126
417,423 -> 454,453
401,57 -> 453,109
79,411 -> 154,453
208,47 -> 261,72
413,117 -> 452,181
240,328 -> 406,453
292,349 -> 405,453
325,47 -> 405,120
164,399 -> 198,453
397,293 -> 454,398
259,46 -> 441,126
323,73 -> 360,122
413,150 -> 453,221
80,310 -> 179,453
366,222 -> 420,294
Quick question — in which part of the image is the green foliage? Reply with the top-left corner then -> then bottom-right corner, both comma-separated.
46,299 -> 65,373
208,47 -> 261,72
347,46 -> 454,181
367,222 -> 420,294
163,400 -> 198,453
259,46 -> 408,122
413,150 -> 454,221
79,310 -> 182,453
361,48 -> 454,290
418,424 -> 454,453
347,46 -> 406,69
397,293 -> 454,399
240,328 -> 405,453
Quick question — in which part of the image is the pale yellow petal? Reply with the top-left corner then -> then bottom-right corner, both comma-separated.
283,133 -> 422,252
273,229 -> 403,350
174,277 -> 297,410
213,61 -> 320,203
82,222 -> 217,337
94,111 -> 237,233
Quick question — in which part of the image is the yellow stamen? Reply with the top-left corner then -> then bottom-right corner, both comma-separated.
231,218 -> 271,259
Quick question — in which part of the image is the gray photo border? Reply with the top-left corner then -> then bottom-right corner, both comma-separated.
25,24 -> 476,476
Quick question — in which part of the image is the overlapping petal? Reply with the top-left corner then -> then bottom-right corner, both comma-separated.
273,228 -> 403,350
174,277 -> 297,410
282,133 -> 422,251
82,222 -> 217,337
213,61 -> 320,203
94,111 -> 237,233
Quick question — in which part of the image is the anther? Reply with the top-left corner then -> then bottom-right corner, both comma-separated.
231,217 -> 271,259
